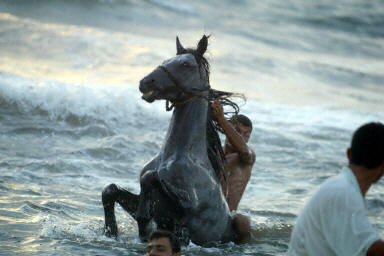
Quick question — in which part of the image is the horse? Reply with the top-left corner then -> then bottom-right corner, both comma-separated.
102,35 -> 246,246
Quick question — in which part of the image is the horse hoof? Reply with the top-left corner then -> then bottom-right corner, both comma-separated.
104,226 -> 118,238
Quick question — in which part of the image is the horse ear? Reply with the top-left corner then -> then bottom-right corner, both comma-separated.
196,35 -> 208,56
176,36 -> 186,55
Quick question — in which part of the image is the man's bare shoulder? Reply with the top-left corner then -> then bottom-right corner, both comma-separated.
226,147 -> 255,166
239,146 -> 256,165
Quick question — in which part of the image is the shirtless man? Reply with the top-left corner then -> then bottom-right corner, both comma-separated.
211,99 -> 256,212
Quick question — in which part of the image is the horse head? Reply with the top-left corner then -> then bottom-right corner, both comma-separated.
139,35 -> 210,104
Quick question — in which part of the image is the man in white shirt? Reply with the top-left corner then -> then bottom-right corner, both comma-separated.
288,122 -> 384,256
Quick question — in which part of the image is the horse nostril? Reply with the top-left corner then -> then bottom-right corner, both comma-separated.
139,77 -> 155,92
143,77 -> 155,84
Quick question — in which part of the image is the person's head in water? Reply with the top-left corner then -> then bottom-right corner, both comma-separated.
229,114 -> 253,143
146,230 -> 181,256
348,122 -> 384,179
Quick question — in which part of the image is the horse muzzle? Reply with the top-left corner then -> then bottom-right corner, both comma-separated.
139,79 -> 156,102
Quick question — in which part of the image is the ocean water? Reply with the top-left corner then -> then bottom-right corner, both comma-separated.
1,0 -> 384,255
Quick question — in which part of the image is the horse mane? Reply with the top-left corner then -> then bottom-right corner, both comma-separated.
184,47 -> 244,184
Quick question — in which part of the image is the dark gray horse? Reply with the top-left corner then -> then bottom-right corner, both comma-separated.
102,35 -> 243,246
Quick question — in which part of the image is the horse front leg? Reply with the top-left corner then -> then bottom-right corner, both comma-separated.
102,184 -> 119,237
102,183 -> 139,237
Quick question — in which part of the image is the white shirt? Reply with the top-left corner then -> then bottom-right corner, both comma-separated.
288,167 -> 380,256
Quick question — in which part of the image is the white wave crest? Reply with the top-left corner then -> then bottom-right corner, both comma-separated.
0,73 -> 170,125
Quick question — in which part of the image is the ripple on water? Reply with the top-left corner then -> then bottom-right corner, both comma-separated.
21,201 -> 75,221
310,174 -> 332,185
84,147 -> 125,161
18,188 -> 42,196
285,188 -> 307,195
39,214 -> 139,247
367,198 -> 384,209
0,183 -> 9,193
250,221 -> 291,255
0,209 -> 27,220
250,210 -> 296,219
76,124 -> 116,137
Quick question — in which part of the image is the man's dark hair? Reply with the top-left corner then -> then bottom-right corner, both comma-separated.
230,114 -> 252,130
148,230 -> 181,253
350,122 -> 384,169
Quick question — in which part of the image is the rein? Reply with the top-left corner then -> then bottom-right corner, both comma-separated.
159,65 -> 209,111
165,94 -> 202,111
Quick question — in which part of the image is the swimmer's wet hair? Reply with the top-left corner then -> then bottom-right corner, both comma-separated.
230,114 -> 252,130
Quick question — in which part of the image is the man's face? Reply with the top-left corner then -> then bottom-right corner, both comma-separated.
236,123 -> 252,143
146,237 -> 179,256
225,122 -> 252,149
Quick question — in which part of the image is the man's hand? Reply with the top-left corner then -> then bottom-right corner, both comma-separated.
211,99 -> 224,120
211,99 -> 255,165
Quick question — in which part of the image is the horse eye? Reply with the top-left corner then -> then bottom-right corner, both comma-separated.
182,62 -> 190,67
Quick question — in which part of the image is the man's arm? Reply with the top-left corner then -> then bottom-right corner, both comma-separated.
211,100 -> 255,164
367,240 -> 384,256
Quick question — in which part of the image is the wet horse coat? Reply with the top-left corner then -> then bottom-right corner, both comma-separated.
102,35 -> 236,245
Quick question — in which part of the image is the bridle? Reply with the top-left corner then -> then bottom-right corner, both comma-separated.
158,65 -> 210,111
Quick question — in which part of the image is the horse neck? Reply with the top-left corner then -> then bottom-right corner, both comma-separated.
161,97 -> 208,159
